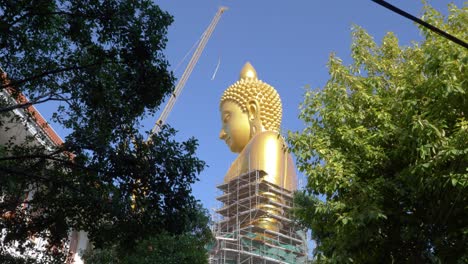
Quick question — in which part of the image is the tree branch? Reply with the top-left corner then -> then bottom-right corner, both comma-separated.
0,149 -> 63,162
8,9 -> 94,29
1,61 -> 106,90
0,92 -> 70,113
0,166 -> 53,184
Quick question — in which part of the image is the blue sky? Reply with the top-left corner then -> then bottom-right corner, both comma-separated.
36,0 -> 463,247
146,0 -> 464,211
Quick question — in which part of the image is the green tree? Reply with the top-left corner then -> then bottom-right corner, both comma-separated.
0,0 -> 211,262
83,233 -> 209,264
288,3 -> 467,263
83,203 -> 213,264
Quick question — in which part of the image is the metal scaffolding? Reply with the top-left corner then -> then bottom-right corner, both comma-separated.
209,170 -> 308,264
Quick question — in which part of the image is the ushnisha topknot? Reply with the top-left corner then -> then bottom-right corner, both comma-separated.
220,62 -> 282,132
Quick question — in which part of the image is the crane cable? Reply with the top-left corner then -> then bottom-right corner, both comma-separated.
149,7 -> 227,138
173,38 -> 201,74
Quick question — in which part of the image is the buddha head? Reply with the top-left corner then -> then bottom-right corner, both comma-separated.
219,62 -> 282,153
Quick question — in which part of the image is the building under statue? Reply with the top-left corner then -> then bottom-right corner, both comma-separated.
209,63 -> 308,263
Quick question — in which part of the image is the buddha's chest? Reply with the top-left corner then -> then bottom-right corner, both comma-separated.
223,154 -> 249,182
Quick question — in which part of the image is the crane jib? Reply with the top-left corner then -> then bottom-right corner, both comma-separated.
149,7 -> 228,138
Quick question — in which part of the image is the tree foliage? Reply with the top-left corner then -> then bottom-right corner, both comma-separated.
0,0 -> 211,262
83,233 -> 209,264
289,3 -> 467,263
83,204 -> 213,264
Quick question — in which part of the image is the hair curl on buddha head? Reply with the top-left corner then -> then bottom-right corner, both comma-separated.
220,63 -> 282,132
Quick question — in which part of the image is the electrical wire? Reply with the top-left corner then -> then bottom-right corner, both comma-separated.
371,0 -> 468,49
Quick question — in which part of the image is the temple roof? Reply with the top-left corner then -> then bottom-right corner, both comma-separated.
1,72 -> 63,147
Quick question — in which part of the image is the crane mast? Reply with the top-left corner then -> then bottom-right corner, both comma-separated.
150,7 -> 227,136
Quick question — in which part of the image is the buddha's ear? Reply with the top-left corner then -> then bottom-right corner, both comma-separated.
247,99 -> 261,121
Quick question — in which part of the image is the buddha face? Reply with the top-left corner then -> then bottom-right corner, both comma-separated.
219,101 -> 251,153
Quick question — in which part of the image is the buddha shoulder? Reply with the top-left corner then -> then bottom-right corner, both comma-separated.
246,131 -> 287,155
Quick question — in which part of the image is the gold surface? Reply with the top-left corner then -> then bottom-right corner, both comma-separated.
239,62 -> 257,80
219,62 -> 298,232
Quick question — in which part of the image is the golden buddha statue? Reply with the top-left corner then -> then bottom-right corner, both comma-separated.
218,62 -> 297,232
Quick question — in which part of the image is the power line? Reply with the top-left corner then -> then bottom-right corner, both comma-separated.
371,0 -> 468,49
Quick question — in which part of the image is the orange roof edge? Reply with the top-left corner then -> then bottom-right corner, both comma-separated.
2,72 -> 64,146
26,104 -> 64,146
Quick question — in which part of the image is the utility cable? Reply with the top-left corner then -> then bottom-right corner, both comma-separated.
371,0 -> 468,49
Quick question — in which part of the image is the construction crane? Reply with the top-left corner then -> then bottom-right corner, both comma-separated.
131,7 -> 227,211
150,6 -> 227,136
